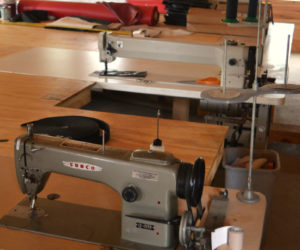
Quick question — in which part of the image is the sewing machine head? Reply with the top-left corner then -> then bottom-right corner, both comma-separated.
98,32 -> 262,89
14,133 -> 205,248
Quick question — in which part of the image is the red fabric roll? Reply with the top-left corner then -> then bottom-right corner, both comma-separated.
102,2 -> 140,25
138,4 -> 159,26
17,0 -> 159,26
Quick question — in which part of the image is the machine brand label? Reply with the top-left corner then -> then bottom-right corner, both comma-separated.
132,170 -> 159,182
62,161 -> 102,172
136,222 -> 155,231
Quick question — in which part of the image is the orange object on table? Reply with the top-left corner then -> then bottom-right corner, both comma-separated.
196,77 -> 220,85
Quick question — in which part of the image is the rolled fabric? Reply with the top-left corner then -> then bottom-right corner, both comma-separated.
138,4 -> 159,25
228,227 -> 244,250
17,0 -> 159,25
102,2 -> 140,25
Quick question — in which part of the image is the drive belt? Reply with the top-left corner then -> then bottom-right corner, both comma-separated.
21,116 -> 110,144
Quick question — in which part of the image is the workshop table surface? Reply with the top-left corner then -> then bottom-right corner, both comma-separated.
0,23 -> 286,107
0,23 -> 265,250
0,71 -> 228,183
0,23 -> 257,56
0,23 -> 229,180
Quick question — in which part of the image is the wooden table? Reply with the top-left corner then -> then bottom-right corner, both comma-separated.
0,23 -> 286,122
0,22 -> 229,177
0,71 -> 228,181
0,24 -> 265,249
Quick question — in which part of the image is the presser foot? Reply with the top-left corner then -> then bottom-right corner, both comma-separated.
28,195 -> 45,219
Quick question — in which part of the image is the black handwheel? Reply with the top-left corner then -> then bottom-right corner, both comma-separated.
176,158 -> 205,207
190,157 -> 205,206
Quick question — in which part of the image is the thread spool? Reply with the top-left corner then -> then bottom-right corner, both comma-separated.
222,0 -> 239,23
1,0 -> 16,21
245,0 -> 258,22
1,5 -> 11,21
228,227 -> 244,250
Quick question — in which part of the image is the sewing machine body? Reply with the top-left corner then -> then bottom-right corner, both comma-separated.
14,134 -> 182,248
98,33 -> 249,88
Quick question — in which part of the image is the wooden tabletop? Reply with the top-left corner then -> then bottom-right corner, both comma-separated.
0,70 -> 228,183
0,23 -> 286,106
0,21 -> 230,179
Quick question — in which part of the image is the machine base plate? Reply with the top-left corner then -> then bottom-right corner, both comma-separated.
0,198 -> 172,250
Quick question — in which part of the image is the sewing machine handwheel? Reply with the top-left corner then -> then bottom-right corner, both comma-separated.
177,158 -> 205,207
179,210 -> 194,248
191,158 -> 205,206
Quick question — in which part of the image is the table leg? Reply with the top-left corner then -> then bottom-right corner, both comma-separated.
172,97 -> 190,121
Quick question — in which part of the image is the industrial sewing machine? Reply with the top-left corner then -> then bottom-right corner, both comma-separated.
97,0 -> 272,89
96,28 -> 274,147
94,0 -> 277,147
6,129 -> 207,249
98,32 -> 250,89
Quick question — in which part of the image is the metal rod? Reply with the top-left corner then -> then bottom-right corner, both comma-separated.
284,34 -> 291,86
190,226 -> 206,233
237,0 -> 262,204
248,96 -> 257,191
253,0 -> 262,91
27,123 -> 34,136
223,39 -> 228,94
263,0 -> 268,29
156,109 -> 160,139
102,130 -> 105,153
248,0 -> 262,189
261,0 -> 268,54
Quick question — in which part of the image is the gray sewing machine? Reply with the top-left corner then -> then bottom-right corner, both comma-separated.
8,130 -> 205,249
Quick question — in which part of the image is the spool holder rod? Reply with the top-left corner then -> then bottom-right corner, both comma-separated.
222,39 -> 228,94
261,0 -> 268,45
237,0 -> 263,204
102,130 -> 105,153
284,34 -> 291,86
156,109 -> 160,139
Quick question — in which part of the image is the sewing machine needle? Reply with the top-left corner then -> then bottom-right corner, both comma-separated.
30,196 -> 36,210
